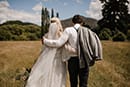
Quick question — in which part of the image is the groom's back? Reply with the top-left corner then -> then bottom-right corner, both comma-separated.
64,26 -> 78,49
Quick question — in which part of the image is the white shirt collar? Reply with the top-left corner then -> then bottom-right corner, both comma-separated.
74,24 -> 80,30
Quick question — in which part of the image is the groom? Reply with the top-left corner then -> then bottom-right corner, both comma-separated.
43,15 -> 89,87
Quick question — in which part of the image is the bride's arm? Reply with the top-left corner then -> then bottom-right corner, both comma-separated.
44,33 -> 48,38
41,33 -> 48,44
43,29 -> 69,48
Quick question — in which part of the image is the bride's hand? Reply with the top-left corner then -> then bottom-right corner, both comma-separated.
64,44 -> 77,54
42,36 -> 45,44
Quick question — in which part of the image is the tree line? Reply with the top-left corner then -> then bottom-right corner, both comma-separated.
0,7 -> 59,41
41,1 -> 130,41
0,0 -> 130,41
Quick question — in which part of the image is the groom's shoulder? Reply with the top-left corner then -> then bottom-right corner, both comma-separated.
66,26 -> 74,29
64,26 -> 74,31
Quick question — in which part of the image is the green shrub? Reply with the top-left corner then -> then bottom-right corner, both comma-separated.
27,33 -> 38,40
13,35 -> 28,41
112,32 -> 126,41
0,29 -> 12,40
99,29 -> 111,40
0,21 -> 41,41
36,31 -> 41,39
11,35 -> 19,41
92,26 -> 101,35
127,30 -> 130,41
103,28 -> 112,36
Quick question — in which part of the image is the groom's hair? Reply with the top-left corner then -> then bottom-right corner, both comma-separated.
72,15 -> 83,24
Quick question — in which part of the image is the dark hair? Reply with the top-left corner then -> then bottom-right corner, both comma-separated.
72,15 -> 83,24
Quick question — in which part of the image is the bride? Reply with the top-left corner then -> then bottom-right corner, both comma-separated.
25,17 -> 76,87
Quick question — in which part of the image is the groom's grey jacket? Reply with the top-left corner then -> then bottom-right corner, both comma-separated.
77,26 -> 103,68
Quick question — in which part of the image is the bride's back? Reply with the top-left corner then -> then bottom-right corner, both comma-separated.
47,17 -> 63,39
47,23 -> 59,39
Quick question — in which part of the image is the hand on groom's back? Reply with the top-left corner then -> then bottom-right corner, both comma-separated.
41,36 -> 44,44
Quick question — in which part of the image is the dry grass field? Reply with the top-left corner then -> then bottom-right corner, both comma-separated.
0,41 -> 130,87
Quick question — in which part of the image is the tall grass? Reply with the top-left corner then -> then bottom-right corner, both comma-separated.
0,41 -> 130,87
89,41 -> 130,87
0,41 -> 41,87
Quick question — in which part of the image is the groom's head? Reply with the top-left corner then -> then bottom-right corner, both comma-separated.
72,15 -> 83,25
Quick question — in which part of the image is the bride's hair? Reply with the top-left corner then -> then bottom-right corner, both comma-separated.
50,17 -> 63,37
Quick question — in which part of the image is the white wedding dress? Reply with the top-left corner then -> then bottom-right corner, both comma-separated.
25,23 -> 67,87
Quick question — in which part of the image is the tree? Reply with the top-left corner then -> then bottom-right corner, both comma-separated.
56,12 -> 59,18
41,7 -> 44,38
98,0 -> 129,34
51,8 -> 54,18
41,7 -> 50,37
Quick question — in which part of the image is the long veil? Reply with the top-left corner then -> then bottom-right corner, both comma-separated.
25,22 -> 65,87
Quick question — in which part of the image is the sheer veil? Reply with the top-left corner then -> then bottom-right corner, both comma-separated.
47,17 -> 63,39
25,17 -> 66,87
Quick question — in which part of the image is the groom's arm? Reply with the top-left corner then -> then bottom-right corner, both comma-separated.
43,29 -> 69,47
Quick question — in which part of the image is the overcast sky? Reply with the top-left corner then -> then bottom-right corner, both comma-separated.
0,0 -> 130,25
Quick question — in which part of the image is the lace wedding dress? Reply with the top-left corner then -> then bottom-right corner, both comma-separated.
25,22 -> 67,87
